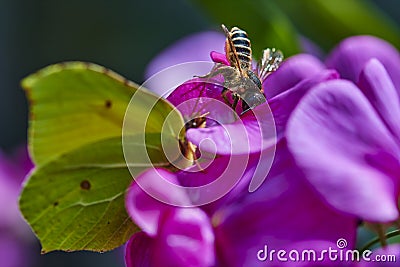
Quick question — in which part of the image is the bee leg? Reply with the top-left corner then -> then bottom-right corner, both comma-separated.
232,94 -> 240,111
189,145 -> 206,173
176,138 -> 206,172
221,88 -> 233,106
195,63 -> 227,80
195,64 -> 220,79
241,101 -> 250,114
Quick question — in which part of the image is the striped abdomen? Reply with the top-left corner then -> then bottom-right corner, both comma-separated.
230,27 -> 252,70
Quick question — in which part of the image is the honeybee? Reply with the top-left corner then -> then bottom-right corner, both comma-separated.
202,24 -> 284,113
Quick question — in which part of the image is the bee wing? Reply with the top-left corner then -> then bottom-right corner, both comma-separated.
205,66 -> 259,95
221,24 -> 243,74
197,63 -> 230,88
199,64 -> 235,84
237,76 -> 266,112
208,65 -> 242,91
257,48 -> 284,82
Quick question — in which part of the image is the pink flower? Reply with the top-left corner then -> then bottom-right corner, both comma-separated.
0,147 -> 34,267
287,36 -> 400,223
124,31 -> 358,266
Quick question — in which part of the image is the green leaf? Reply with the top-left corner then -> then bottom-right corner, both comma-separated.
19,136 -> 171,253
22,62 -> 180,166
20,62 -> 186,252
272,0 -> 400,52
192,0 -> 301,57
22,62 -> 135,166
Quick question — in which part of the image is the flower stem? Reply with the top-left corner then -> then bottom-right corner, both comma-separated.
360,229 -> 400,252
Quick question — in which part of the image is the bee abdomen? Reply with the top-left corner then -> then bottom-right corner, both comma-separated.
235,46 -> 251,56
230,27 -> 252,69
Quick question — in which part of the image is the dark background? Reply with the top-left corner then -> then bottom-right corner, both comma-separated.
0,0 -> 211,153
1,1 -> 210,266
1,0 -> 400,153
1,0 -> 399,266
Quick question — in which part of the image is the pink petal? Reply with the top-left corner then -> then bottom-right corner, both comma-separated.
326,35 -> 400,95
145,31 -> 225,79
269,69 -> 339,139
177,154 -> 260,213
125,231 -> 152,267
167,79 -> 237,125
358,59 -> 400,139
0,148 -> 32,230
125,168 -> 191,236
125,210 -> 215,267
143,31 -> 225,97
287,79 -> 400,222
359,244 -> 400,267
263,54 -> 326,99
210,51 -> 229,66
125,183 -> 215,267
215,142 -> 357,267
299,35 -> 325,60
186,103 -> 276,155
151,208 -> 215,267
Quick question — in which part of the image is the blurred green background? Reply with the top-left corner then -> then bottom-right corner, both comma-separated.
1,0 -> 400,266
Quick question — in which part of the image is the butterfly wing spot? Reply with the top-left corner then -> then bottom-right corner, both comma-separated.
104,100 -> 112,109
80,180 -> 91,190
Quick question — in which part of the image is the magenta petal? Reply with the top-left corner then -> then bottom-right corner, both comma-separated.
186,103 -> 276,155
299,35 -> 325,60
126,209 -> 215,267
0,234 -> 28,267
0,174 -> 19,229
125,168 -> 190,236
215,143 -> 357,267
210,51 -> 229,65
167,78 -> 224,106
269,69 -> 339,138
358,59 -> 400,138
263,54 -> 326,99
125,231 -> 152,267
0,156 -> 20,229
145,31 -> 225,79
326,35 -> 400,93
287,79 -> 400,222
0,148 -> 32,230
166,79 -> 238,126
359,244 -> 400,267
152,208 -> 215,267
177,154 -> 260,213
